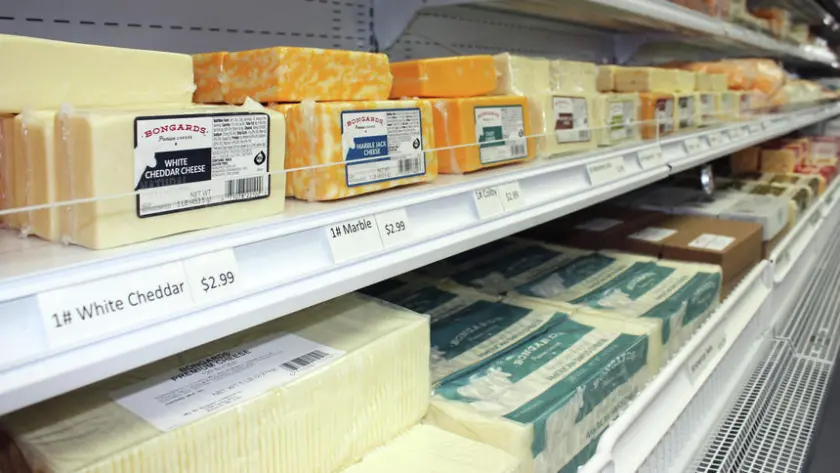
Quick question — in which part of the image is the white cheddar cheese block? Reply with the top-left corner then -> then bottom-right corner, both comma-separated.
1,294 -> 430,473
596,65 -> 621,92
426,315 -> 650,473
532,92 -> 598,157
699,92 -> 721,126
0,34 -> 194,113
549,59 -> 598,94
341,425 -> 522,473
674,70 -> 697,93
614,67 -> 679,93
592,93 -> 641,146
0,115 -> 13,227
56,101 -> 285,249
14,111 -> 59,240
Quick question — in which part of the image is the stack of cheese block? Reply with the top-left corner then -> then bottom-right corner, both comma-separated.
696,71 -> 734,125
731,136 -> 837,185
0,34 -> 287,249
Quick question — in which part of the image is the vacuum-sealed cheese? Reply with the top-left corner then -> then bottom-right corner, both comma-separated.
639,93 -> 677,139
615,68 -> 679,93
675,93 -> 700,131
549,59 -> 598,94
1,294 -> 430,473
674,70 -> 697,93
14,111 -> 58,240
192,51 -> 227,103
390,55 -> 497,98
592,93 -> 641,146
0,116 -> 13,227
596,65 -> 620,93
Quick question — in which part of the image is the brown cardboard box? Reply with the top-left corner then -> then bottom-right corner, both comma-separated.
763,225 -> 789,258
720,263 -> 754,301
609,214 -> 698,257
660,216 -> 763,284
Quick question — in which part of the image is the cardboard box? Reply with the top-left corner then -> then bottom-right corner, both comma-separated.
524,205 -> 667,250
610,214 -> 696,257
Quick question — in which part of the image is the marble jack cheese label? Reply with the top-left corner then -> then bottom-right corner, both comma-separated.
134,112 -> 270,218
111,333 -> 344,431
475,105 -> 528,164
341,108 -> 426,187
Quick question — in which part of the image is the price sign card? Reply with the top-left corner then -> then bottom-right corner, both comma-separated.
637,146 -> 663,170
587,157 -> 626,186
707,132 -> 724,147
325,215 -> 383,263
473,187 -> 505,220
183,249 -> 242,305
498,181 -> 525,212
748,123 -> 762,134
374,208 -> 413,248
684,137 -> 704,154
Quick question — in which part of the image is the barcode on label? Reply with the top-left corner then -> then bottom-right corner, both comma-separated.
225,177 -> 266,199
280,349 -> 330,372
510,141 -> 527,157
398,156 -> 423,175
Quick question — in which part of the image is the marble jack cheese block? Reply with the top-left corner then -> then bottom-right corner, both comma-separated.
426,315 -> 650,473
390,55 -> 497,98
592,93 -> 641,146
57,101 -> 285,249
276,100 -> 436,201
341,425 -> 522,473
0,34 -> 194,114
192,51 -> 227,103
1,294 -> 431,473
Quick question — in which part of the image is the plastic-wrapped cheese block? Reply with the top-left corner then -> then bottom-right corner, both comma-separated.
675,93 -> 700,131
699,92 -> 720,126
639,93 -> 677,139
549,59 -> 598,94
340,425 -> 522,473
696,73 -> 728,92
56,101 -> 285,249
0,116 -> 14,227
744,182 -> 811,227
389,55 -> 497,98
0,34 -> 194,114
192,51 -> 227,103
760,148 -> 797,173
13,111 -> 59,240
719,194 -> 789,241
426,314 -> 651,473
614,68 -> 679,93
419,238 -> 525,278
1,294 -> 430,473
276,100 -> 436,200
221,47 -> 392,103
596,65 -> 620,93
10,116 -> 27,231
431,96 -> 534,173
674,70 -> 697,93
541,93 -> 598,157
719,91 -> 739,120
592,94 -> 641,146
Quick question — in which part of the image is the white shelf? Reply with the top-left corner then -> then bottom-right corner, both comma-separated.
579,160 -> 840,473
0,103 -> 837,415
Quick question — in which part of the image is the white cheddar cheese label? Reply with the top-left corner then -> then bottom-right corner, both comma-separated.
111,332 -> 344,431
553,96 -> 591,143
575,218 -> 622,232
637,146 -> 664,169
134,113 -> 270,218
37,262 -> 194,349
629,226 -> 677,242
587,157 -> 626,186
473,187 -> 505,219
342,108 -> 426,186
475,105 -> 528,164
688,233 -> 736,251
326,215 -> 383,263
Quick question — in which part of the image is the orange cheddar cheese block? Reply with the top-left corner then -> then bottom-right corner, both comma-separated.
389,55 -> 497,98
639,93 -> 676,139
431,96 -> 533,173
760,149 -> 797,174
221,47 -> 392,104
192,51 -> 227,103
277,100 -> 437,201
0,115 -> 14,227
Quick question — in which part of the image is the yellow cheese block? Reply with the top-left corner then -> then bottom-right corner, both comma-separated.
639,93 -> 677,139
675,93 -> 700,131
192,51 -> 227,103
615,67 -> 679,93
0,115 -> 15,227
596,65 -> 620,92
2,294 -> 431,473
760,149 -> 797,174
674,70 -> 697,92
492,53 -> 550,97
591,93 -> 641,146
720,91 -> 739,120
697,73 -> 728,92
221,47 -> 392,103
389,55 -> 497,98
14,111 -> 60,240
56,102 -> 285,249
276,100 -> 436,200
549,59 -> 598,94
268,103 -> 297,198
432,96 -> 534,173
0,34 -> 193,114
12,116 -> 28,231
538,93 -> 598,157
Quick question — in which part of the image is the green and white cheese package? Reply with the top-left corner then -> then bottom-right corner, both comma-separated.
1,294 -> 430,473
425,315 -> 650,473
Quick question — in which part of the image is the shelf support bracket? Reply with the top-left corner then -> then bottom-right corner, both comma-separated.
371,0 -> 484,51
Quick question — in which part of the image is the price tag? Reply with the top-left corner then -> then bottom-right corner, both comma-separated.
325,215 -> 383,263
36,262 -> 195,349
707,132 -> 724,147
498,181 -> 525,212
684,137 -> 703,154
183,249 -> 242,305
637,146 -> 663,170
472,187 -> 505,220
719,131 -> 732,144
686,330 -> 727,384
748,123 -> 762,134
586,157 -> 627,186
374,208 -> 413,248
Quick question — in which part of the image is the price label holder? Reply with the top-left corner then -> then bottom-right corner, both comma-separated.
686,330 -> 727,385
586,157 -> 627,186
183,248 -> 242,305
683,137 -> 703,154
706,132 -> 724,147
473,187 -> 505,220
748,123 -> 762,134
637,146 -> 664,170
374,208 -> 413,248
498,181 -> 525,212
325,215 -> 383,263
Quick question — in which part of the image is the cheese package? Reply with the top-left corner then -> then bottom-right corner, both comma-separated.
549,59 -> 598,94
192,51 -> 227,103
278,100 -> 436,200
719,91 -> 739,120
220,47 -> 392,103
419,238 -> 524,278
719,194 -> 789,241
597,65 -> 620,93
340,425 -> 521,473
696,72 -> 728,92
11,116 -> 27,231
740,172 -> 825,197
389,55 -> 497,98
14,111 -> 59,240
0,34 -> 194,114
675,93 -> 700,131
592,93 -> 641,146
541,93 -> 598,156
614,68 -> 679,93
57,102 -> 285,249
639,93 -> 677,139
753,8 -> 791,38
426,314 -> 650,473
491,54 -> 551,159
698,92 -> 720,126
0,116 -> 14,227
1,294 -> 430,473
760,148 -> 797,174
360,278 -> 499,324
744,182 -> 812,227
432,96 -> 533,173
674,70 -> 697,93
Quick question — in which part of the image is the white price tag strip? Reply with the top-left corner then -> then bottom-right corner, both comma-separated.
707,132 -> 724,147
325,215 -> 383,263
498,181 -> 525,212
684,137 -> 703,154
748,123 -> 762,134
473,187 -> 505,220
637,146 -> 663,170
37,262 -> 196,349
183,249 -> 242,305
374,208 -> 413,248
686,330 -> 727,384
587,157 -> 627,186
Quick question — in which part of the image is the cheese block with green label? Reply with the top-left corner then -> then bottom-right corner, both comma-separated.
426,315 -> 650,473
1,294 -> 430,473
592,93 -> 641,146
56,101 -> 285,249
340,425 -> 522,473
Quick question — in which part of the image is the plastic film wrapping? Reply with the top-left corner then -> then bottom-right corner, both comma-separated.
592,93 -> 641,146
549,59 -> 598,95
614,68 -> 680,93
1,294 -> 430,473
389,55 -> 498,99
596,65 -> 621,93
639,93 -> 677,139
16,110 -> 60,240
192,51 -> 228,104
277,99 -> 437,199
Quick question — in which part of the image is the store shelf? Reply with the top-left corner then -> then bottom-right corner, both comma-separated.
0,102 -> 837,415
578,169 -> 840,473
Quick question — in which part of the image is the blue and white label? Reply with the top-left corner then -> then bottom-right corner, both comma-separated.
475,106 -> 528,164
341,108 -> 425,187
